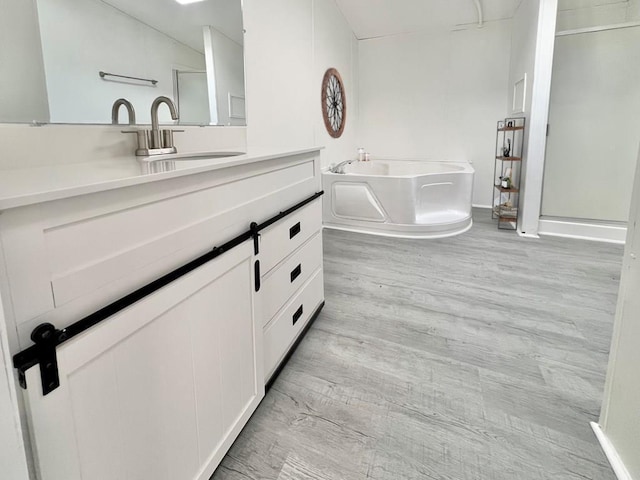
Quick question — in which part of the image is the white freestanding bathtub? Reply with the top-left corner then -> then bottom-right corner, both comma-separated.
322,160 -> 474,238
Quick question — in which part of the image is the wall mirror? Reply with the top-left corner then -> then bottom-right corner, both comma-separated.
0,0 -> 245,126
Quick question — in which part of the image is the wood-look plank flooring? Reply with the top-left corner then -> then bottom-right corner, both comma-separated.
211,209 -> 622,480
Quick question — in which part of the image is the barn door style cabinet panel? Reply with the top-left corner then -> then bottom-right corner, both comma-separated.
24,243 -> 261,480
0,149 -> 324,480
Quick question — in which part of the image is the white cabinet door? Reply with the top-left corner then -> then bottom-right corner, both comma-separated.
23,242 -> 263,480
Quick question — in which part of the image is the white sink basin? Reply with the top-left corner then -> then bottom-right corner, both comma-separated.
139,151 -> 246,174
139,151 -> 245,163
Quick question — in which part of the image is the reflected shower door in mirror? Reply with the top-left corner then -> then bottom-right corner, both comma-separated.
175,71 -> 210,125
0,0 -> 245,126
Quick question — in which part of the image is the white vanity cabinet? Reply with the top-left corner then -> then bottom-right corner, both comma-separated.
0,149 -> 324,480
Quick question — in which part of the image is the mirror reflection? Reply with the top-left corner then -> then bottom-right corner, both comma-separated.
0,0 -> 245,126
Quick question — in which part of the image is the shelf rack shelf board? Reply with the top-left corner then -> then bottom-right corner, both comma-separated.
498,126 -> 525,131
494,185 -> 520,193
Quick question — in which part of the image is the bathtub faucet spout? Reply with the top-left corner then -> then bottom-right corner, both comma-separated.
329,159 -> 358,174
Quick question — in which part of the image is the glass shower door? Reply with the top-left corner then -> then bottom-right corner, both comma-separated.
541,26 -> 640,223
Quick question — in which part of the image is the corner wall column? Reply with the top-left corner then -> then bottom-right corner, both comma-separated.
518,0 -> 557,237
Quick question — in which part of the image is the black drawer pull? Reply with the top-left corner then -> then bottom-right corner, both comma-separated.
289,222 -> 301,239
290,264 -> 302,283
254,260 -> 261,292
292,305 -> 304,325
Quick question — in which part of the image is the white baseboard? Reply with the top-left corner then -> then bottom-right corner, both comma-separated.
517,231 -> 540,239
538,217 -> 626,244
472,204 -> 492,209
590,422 -> 633,480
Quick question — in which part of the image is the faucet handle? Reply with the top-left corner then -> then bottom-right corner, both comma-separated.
122,129 -> 151,155
121,129 -> 148,141
161,129 -> 184,149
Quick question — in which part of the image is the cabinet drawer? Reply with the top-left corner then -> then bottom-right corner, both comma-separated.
264,268 -> 324,380
259,198 -> 322,274
261,233 -> 322,325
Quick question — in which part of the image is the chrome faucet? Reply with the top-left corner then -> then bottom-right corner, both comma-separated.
330,159 -> 357,174
121,96 -> 183,156
150,96 -> 179,150
111,98 -> 136,125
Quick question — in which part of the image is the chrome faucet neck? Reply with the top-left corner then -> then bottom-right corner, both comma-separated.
150,96 -> 178,133
111,98 -> 136,125
149,96 -> 179,151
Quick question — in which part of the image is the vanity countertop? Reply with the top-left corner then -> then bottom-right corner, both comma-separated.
0,147 -> 322,210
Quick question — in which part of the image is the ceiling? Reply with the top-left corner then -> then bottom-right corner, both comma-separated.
557,0 -> 628,11
101,0 -> 243,53
334,0 -> 524,39
96,0 -> 629,51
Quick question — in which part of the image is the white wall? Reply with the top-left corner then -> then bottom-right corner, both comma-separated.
599,145 -> 640,479
541,26 -> 640,222
243,0 -> 314,149
37,0 -> 206,124
0,0 -> 49,123
243,0 -> 358,166
357,21 -> 512,207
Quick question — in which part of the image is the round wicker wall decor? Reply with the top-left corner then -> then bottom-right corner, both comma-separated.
321,68 -> 346,138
